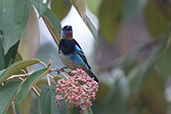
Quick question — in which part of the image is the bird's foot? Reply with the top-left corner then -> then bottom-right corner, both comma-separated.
56,67 -> 68,74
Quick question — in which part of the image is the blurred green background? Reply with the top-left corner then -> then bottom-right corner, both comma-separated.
1,0 -> 171,114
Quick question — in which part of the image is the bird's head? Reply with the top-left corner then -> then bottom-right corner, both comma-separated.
61,25 -> 73,39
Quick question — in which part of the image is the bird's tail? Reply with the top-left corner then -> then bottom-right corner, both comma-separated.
85,70 -> 99,83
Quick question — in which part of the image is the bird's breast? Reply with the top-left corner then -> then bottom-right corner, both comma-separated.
59,51 -> 87,70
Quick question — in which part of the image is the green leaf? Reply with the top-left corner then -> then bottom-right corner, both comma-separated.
43,8 -> 62,45
69,0 -> 98,41
98,0 -> 124,42
17,92 -> 32,114
86,0 -> 102,16
122,0 -> 148,22
30,93 -> 41,114
0,0 -> 31,54
36,78 -> 57,88
51,0 -> 71,21
0,69 -> 5,75
70,0 -> 86,21
32,0 -> 50,17
5,41 -> 19,68
0,38 -> 5,70
144,1 -> 169,37
156,48 -> 171,80
17,68 -> 49,104
86,15 -> 98,42
14,52 -> 23,62
140,71 -> 166,114
18,7 -> 40,59
0,59 -> 40,83
44,9 -> 62,39
39,85 -> 67,114
155,0 -> 171,21
130,71 -> 166,114
0,81 -> 21,114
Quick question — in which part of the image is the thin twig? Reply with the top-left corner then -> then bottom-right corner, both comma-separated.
40,61 -> 48,67
32,86 -> 40,96
50,68 -> 58,72
21,69 -> 27,74
46,74 -> 51,86
12,101 -> 16,114
47,74 -> 54,80
59,71 -> 69,80
18,77 -> 24,81
7,74 -> 30,80
50,68 -> 69,79
47,59 -> 53,67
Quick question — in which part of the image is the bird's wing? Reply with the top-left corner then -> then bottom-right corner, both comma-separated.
73,40 -> 91,69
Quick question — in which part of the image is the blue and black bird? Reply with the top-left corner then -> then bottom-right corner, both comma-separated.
58,25 -> 99,82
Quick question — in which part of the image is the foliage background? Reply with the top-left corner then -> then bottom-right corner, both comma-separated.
0,0 -> 171,114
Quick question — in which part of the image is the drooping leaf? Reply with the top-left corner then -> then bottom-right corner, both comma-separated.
122,0 -> 148,22
5,41 -> 19,68
51,0 -> 71,21
70,0 -> 86,21
0,81 -> 21,114
144,1 -> 169,37
31,0 -> 50,17
0,59 -> 40,83
69,0 -> 98,41
0,0 -> 31,54
86,15 -> 98,42
86,0 -> 102,16
18,7 -> 40,59
98,0 -> 124,42
39,85 -> 67,114
17,68 -> 49,104
43,8 -> 62,45
156,47 -> 171,80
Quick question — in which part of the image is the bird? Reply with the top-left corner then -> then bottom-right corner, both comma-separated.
58,25 -> 99,82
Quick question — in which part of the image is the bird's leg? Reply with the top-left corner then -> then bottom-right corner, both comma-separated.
56,67 -> 68,74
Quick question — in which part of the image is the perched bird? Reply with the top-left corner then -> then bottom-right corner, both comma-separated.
58,25 -> 99,82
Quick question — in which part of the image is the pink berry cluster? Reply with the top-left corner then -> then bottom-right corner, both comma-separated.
56,69 -> 99,113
